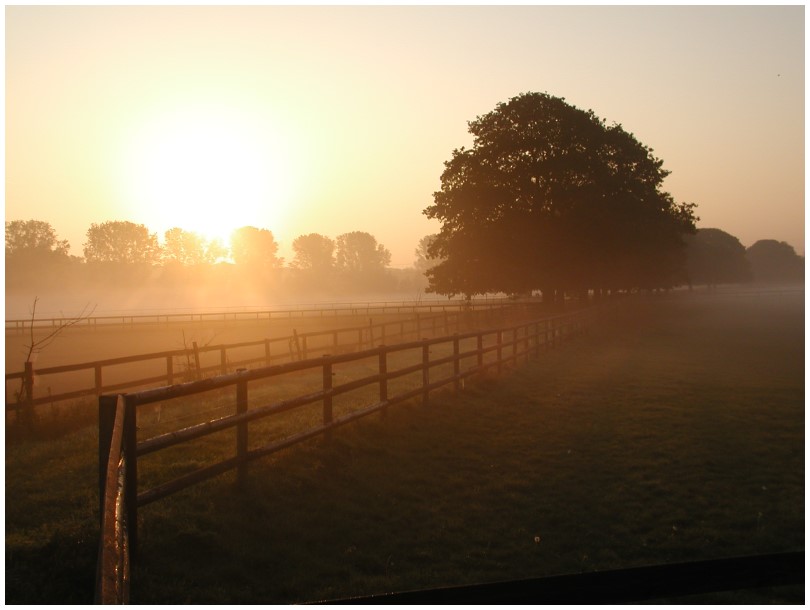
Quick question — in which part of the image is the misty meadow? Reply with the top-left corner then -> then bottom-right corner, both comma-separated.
5,5 -> 805,605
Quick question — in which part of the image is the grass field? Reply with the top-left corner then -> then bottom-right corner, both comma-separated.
5,290 -> 804,603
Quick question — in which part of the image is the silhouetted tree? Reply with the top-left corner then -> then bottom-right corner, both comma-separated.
414,234 -> 442,274
335,231 -> 391,274
423,92 -> 698,298
5,220 -> 78,292
230,226 -> 282,268
83,221 -> 160,264
5,220 -> 70,258
334,231 -> 392,292
163,228 -> 225,266
746,239 -> 804,283
290,233 -> 335,273
684,228 -> 751,288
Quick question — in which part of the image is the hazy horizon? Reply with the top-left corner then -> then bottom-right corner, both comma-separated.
6,5 -> 805,266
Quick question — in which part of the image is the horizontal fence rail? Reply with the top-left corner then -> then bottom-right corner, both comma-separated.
98,307 -> 594,567
7,303 -> 539,413
7,297 -> 519,332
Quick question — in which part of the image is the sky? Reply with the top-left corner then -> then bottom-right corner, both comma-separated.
5,5 -> 805,267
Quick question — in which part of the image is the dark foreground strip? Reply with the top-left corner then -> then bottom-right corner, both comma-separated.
318,551 -> 803,604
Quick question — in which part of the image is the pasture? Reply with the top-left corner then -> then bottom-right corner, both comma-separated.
5,290 -> 804,603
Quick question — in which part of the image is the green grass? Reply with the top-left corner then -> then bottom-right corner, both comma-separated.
5,292 -> 804,603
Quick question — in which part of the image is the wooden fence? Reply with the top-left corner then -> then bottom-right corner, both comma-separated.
7,297 -> 515,332
7,304 -> 526,413
96,306 -> 594,602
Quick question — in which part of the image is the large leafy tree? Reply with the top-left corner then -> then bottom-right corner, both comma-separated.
423,92 -> 697,297
335,231 -> 391,274
684,228 -> 751,287
746,239 -> 804,283
163,228 -> 225,266
5,220 -> 70,258
290,233 -> 335,273
230,226 -> 282,268
83,221 -> 160,264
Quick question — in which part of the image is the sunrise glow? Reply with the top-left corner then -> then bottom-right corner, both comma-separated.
118,103 -> 293,244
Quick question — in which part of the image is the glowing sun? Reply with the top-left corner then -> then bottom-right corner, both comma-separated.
120,103 -> 291,244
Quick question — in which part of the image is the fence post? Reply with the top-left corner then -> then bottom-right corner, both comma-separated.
323,357 -> 333,441
379,346 -> 388,417
192,342 -> 201,379
236,374 -> 248,487
453,335 -> 460,392
98,394 -> 118,520
422,340 -> 430,405
94,364 -> 103,395
123,395 -> 138,558
19,361 -> 34,428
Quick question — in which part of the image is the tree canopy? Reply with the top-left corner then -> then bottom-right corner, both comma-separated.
335,231 -> 391,274
746,239 -> 804,283
5,220 -> 70,259
423,92 -> 698,298
230,226 -> 282,268
290,233 -> 335,273
83,221 -> 160,264
163,228 -> 225,266
684,228 -> 751,287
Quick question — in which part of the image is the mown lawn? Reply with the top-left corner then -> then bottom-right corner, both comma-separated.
5,291 -> 804,603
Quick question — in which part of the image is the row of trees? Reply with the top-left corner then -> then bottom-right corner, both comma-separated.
4,219 -> 403,272
684,229 -> 804,286
5,219 -> 438,296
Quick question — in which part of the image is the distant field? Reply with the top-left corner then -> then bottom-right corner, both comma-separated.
5,290 -> 803,603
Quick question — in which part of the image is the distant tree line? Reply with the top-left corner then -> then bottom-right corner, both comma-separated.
5,219 -> 439,297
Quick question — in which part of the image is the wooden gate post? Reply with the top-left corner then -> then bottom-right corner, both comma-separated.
98,394 -> 118,520
123,395 -> 138,558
